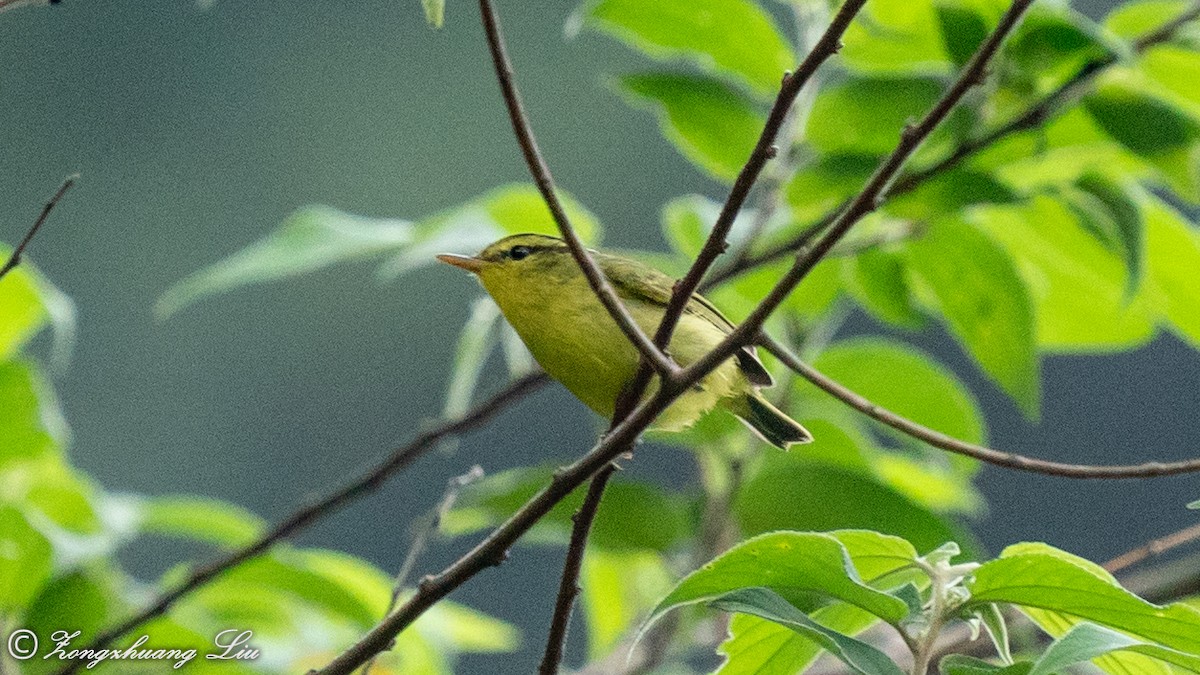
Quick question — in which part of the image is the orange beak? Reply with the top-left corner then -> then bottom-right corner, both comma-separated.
436,253 -> 484,274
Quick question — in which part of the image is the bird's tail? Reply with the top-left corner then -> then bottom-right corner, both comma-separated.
732,393 -> 812,449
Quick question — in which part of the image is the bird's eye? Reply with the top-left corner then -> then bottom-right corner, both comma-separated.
509,245 -> 532,261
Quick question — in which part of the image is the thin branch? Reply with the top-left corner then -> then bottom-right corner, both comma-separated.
476,0 -> 667,665
363,465 -> 485,675
648,0 -> 868,373
711,1 -> 1200,285
681,0 -> 1036,387
312,383 -> 680,675
537,464 -> 616,675
60,372 -> 546,675
1104,521 -> 1200,573
763,334 -> 1200,479
313,5 -> 1036,671
0,175 -> 77,281
477,0 -> 676,377
540,4 -> 871,666
730,1 -> 830,264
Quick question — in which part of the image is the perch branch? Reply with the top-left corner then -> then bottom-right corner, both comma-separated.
537,464 -> 616,675
541,1 -> 871,667
539,2 -> 870,667
478,0 -> 676,377
314,2 -> 1035,670
59,372 -> 546,674
762,334 -> 1200,479
0,175 -> 76,281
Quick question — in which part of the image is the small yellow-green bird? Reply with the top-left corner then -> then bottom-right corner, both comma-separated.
437,233 -> 811,448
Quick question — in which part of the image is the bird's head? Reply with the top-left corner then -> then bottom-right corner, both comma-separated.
437,233 -> 579,293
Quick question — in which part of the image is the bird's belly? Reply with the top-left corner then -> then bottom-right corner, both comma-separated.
498,290 -> 741,429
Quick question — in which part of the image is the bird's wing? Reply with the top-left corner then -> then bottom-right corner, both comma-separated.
598,253 -> 774,387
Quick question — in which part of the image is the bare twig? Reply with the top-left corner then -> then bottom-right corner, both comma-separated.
0,175 -> 76,281
1104,521 -> 1200,573
474,0 -> 657,667
313,4 -> 1036,671
763,334 -> 1200,479
477,0 -> 676,377
724,1 -> 830,273
537,464 -> 616,675
59,372 -> 545,675
363,465 -> 486,675
711,1 -> 1200,285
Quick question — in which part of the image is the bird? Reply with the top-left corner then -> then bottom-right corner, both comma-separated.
437,233 -> 812,448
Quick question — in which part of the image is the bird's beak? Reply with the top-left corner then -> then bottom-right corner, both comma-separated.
436,253 -> 484,274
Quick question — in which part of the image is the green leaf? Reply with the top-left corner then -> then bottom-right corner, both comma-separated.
827,529 -> 920,581
973,196 -> 1158,350
1140,46 -> 1200,118
583,0 -> 796,96
967,543 -> 1200,655
977,602 -> 1014,664
1005,6 -> 1120,93
444,296 -> 501,418
718,603 -> 884,675
0,506 -> 53,612
714,530 -> 917,675
787,154 -> 877,224
379,184 -> 601,278
1105,0 -> 1196,41
420,601 -> 521,654
935,2 -> 992,67
840,0 -> 952,74
906,217 -> 1040,418
708,587 -> 905,675
156,205 -> 412,318
615,73 -> 765,181
1027,622 -> 1200,675
0,360 -> 62,470
421,0 -> 444,28
844,249 -> 926,329
0,256 -> 74,370
660,194 -> 766,262
735,455 -> 975,557
644,531 -> 911,636
1187,499 -> 1200,509
801,337 -> 985,444
939,654 -> 1032,675
580,549 -> 673,659
442,467 -> 692,552
196,548 -> 388,629
24,571 -> 112,646
889,168 -> 1019,224
23,461 -> 102,534
807,77 -> 945,156
1146,198 -> 1200,347
0,262 -> 47,360
1085,79 -> 1200,157
138,495 -> 267,548
1063,172 -> 1145,298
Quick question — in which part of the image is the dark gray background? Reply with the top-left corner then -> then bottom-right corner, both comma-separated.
3,0 -> 1197,672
